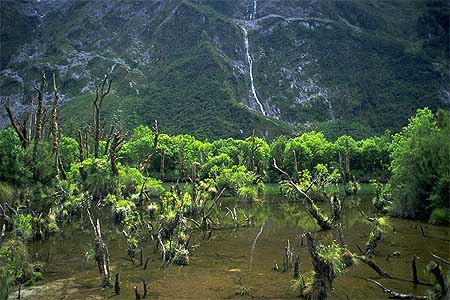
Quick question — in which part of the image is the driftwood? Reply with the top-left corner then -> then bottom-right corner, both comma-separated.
368,279 -> 429,299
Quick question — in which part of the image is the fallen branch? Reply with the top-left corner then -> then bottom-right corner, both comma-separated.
355,256 -> 393,278
367,278 -> 429,299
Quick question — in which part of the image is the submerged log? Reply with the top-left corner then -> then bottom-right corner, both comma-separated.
412,256 -> 420,285
368,279 -> 428,299
134,286 -> 141,299
114,273 -> 120,295
294,255 -> 300,279
143,257 -> 150,270
355,255 -> 393,278
428,261 -> 447,296
143,280 -> 148,298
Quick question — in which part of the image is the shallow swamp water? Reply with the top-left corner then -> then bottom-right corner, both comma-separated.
16,188 -> 449,300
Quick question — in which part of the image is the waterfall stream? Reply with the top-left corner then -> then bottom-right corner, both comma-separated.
241,26 -> 266,116
241,0 -> 267,116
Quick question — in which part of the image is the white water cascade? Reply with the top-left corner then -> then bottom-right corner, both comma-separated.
241,0 -> 267,116
250,0 -> 257,21
241,26 -> 266,116
325,99 -> 335,120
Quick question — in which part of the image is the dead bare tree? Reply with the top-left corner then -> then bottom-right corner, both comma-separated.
33,71 -> 46,166
93,75 -> 112,158
5,97 -> 30,148
274,159 -> 332,230
302,232 -> 335,300
87,208 -> 112,288
50,74 -> 62,178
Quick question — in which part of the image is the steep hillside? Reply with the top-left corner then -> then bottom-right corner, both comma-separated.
0,0 -> 448,139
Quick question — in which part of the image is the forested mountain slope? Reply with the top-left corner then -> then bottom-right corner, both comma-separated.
1,0 -> 448,139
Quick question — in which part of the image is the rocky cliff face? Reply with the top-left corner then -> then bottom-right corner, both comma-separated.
1,0 -> 448,138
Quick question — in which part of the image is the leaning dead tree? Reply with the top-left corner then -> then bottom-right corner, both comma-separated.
273,159 -> 334,230
4,74 -> 45,150
87,208 -> 112,288
138,120 -> 159,172
93,75 -> 112,158
368,279 -> 429,300
5,97 -> 31,149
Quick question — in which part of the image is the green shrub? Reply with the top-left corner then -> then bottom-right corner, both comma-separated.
429,208 -> 450,226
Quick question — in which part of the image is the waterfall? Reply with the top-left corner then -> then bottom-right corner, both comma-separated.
250,0 -> 257,21
324,98 -> 335,120
241,26 -> 266,116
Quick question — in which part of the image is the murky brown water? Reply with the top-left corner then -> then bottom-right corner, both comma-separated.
19,189 -> 449,300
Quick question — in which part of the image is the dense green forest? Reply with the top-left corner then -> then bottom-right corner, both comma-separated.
0,73 -> 449,300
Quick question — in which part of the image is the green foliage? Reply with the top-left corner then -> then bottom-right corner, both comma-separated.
317,241 -> 347,276
0,128 -> 31,184
13,214 -> 33,242
0,182 -> 13,204
0,240 -> 34,293
389,109 -> 450,220
59,136 -> 78,171
370,179 -> 391,212
429,208 -> 450,226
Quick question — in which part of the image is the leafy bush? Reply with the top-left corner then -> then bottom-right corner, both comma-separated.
429,208 -> 449,226
389,109 -> 450,220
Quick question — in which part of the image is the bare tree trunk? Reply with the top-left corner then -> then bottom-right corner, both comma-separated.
33,72 -> 46,165
274,159 -> 332,230
50,74 -> 61,178
191,163 -> 197,202
87,209 -> 112,288
93,75 -> 112,158
5,98 -> 29,148
303,232 -> 335,300
160,149 -> 165,180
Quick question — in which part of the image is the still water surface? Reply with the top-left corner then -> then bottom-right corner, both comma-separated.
22,190 -> 449,299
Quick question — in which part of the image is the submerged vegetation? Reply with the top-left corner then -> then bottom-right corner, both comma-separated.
0,73 -> 449,299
